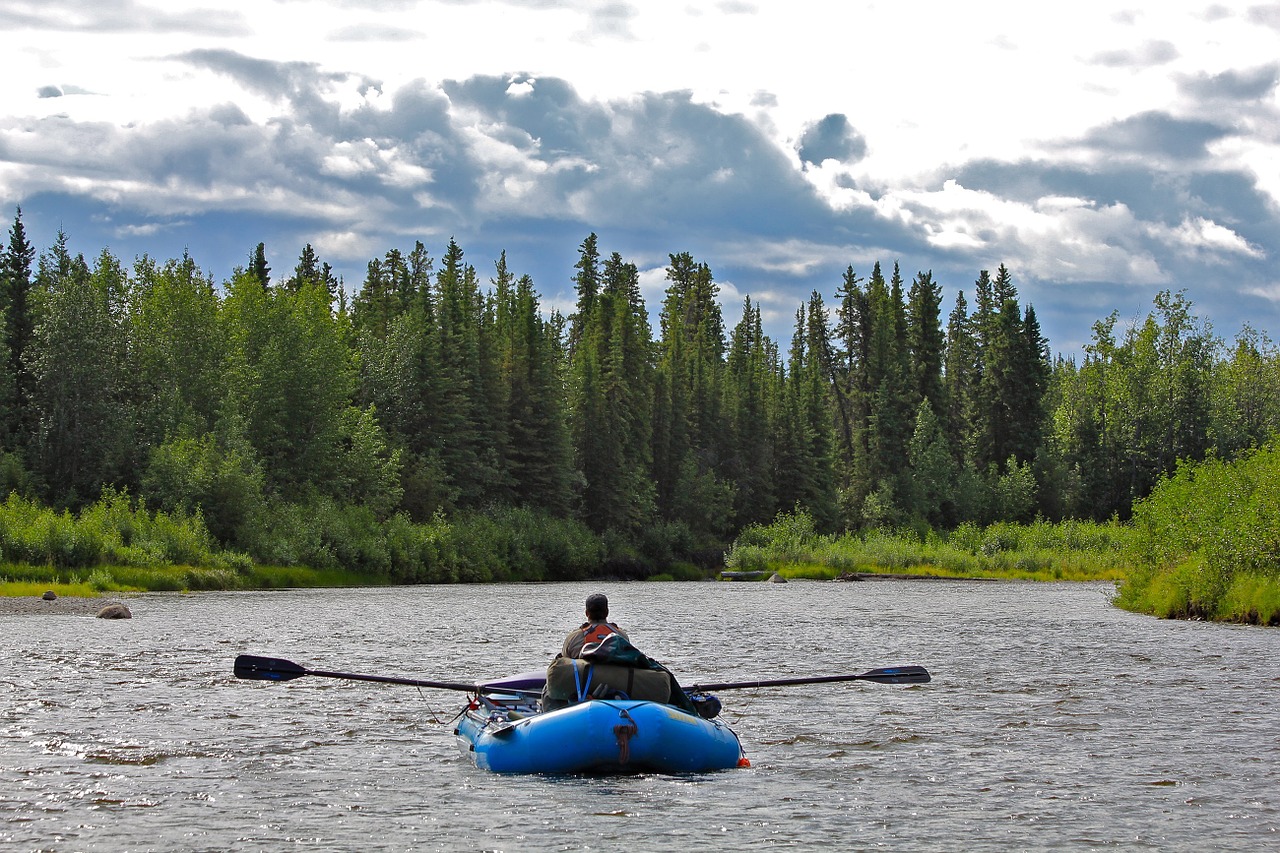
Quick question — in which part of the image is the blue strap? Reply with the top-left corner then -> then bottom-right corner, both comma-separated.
572,660 -> 594,702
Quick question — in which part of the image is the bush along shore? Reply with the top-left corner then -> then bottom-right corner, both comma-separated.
725,511 -> 1133,583
0,489 -> 712,597
1114,443 -> 1280,626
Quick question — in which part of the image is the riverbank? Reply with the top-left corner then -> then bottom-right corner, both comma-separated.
0,593 -> 134,616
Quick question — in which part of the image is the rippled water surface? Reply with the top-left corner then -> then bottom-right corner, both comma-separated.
3,581 -> 1278,851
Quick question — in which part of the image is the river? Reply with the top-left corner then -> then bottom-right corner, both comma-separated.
2,581 -> 1277,851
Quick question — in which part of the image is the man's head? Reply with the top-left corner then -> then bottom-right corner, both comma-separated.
585,592 -> 609,620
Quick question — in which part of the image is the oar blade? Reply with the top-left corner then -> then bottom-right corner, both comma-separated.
858,665 -> 931,684
234,654 -> 309,682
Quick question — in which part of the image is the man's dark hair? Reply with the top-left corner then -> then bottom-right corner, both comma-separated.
585,593 -> 609,619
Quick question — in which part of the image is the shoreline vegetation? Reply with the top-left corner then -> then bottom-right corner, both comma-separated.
5,440 -> 1280,626
725,512 -> 1133,587
0,488 -> 703,601
5,444 -> 1280,627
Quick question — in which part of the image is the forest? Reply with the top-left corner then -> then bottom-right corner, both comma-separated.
1,207 -> 1279,613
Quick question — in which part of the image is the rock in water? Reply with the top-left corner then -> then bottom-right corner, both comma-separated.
768,572 -> 787,583
96,602 -> 132,619
41,590 -> 57,601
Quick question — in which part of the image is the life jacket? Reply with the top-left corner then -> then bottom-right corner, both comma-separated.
579,621 -> 619,646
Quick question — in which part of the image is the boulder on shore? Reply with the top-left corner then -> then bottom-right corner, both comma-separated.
96,602 -> 132,619
42,590 -> 57,601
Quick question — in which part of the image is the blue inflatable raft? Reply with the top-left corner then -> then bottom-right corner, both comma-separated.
232,654 -> 929,776
454,691 -> 748,774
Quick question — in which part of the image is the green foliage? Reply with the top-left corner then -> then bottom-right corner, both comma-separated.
645,562 -> 705,582
726,509 -> 1130,581
30,245 -> 135,503
6,219 -> 1280,615
1118,443 -> 1280,623
990,457 -> 1038,523
142,431 -> 266,547
335,405 -> 403,519
0,490 -> 237,572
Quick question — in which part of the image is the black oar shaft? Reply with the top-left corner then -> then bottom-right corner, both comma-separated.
233,654 -> 538,695
688,666 -> 930,692
304,668 -> 480,692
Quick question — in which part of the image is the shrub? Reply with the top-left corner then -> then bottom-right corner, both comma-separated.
1120,443 -> 1280,623
142,433 -> 267,549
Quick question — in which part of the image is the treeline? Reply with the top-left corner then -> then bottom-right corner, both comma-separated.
2,206 -> 1279,578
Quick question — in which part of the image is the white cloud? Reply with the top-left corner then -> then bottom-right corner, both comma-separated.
1,0 -> 1279,349
1244,282 -> 1280,302
861,180 -> 1172,285
1152,216 -> 1265,260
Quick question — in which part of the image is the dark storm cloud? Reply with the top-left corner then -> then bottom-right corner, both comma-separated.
796,114 -> 867,167
1078,111 -> 1231,160
4,64 -> 907,334
434,76 -> 857,246
1178,64 -> 1280,101
956,100 -> 1276,247
947,108 -> 1278,352
178,49 -> 364,104
10,62 -> 842,246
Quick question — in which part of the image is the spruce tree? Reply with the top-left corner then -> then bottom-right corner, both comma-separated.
942,291 -> 977,461
568,233 -> 600,358
0,208 -> 35,449
800,290 -> 838,528
653,252 -> 731,535
907,270 -> 945,415
725,298 -> 775,527
503,271 -> 574,514
249,243 -> 271,290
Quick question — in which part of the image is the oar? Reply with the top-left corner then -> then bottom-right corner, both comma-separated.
686,665 -> 931,692
233,654 -> 541,695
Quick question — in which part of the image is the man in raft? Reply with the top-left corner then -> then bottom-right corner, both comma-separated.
544,593 -> 708,715
561,592 -> 629,659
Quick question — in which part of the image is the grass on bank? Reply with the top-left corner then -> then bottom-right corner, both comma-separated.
0,561 -> 391,597
0,578 -> 100,598
725,512 -> 1132,583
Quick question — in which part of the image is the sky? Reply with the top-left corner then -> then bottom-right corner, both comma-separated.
1,0 -> 1278,355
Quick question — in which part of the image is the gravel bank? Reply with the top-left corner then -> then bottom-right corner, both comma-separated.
0,596 -> 135,617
